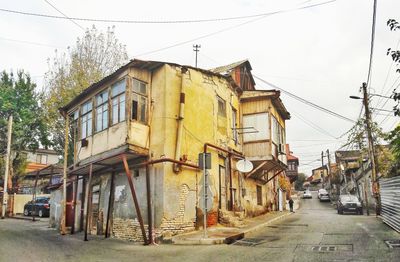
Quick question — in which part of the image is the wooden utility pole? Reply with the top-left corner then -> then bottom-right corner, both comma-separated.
362,82 -> 380,215
193,44 -> 201,67
61,115 -> 69,234
1,115 -> 12,219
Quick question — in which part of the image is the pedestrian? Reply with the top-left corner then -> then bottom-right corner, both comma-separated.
288,198 -> 294,212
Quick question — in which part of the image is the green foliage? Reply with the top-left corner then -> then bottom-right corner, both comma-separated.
386,125 -> 400,177
294,173 -> 306,191
387,19 -> 400,116
0,71 -> 50,180
43,25 -> 128,164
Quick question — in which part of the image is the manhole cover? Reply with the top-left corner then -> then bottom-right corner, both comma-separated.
312,245 -> 337,252
232,238 -> 265,247
385,240 -> 400,248
298,244 -> 352,252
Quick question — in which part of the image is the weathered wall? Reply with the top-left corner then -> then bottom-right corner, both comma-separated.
49,189 -> 62,229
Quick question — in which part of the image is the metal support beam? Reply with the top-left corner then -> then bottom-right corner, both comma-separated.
146,164 -> 154,244
266,170 -> 284,184
84,164 -> 93,241
121,154 -> 148,245
105,171 -> 115,238
32,170 -> 40,222
71,174 -> 78,234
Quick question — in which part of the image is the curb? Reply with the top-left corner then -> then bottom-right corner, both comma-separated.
171,211 -> 293,245
7,216 -> 41,221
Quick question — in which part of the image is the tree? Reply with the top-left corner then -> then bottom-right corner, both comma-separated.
294,173 -> 306,191
43,25 -> 128,164
0,71 -> 50,189
387,19 -> 400,116
385,19 -> 400,176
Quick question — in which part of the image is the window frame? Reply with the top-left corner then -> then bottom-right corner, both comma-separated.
81,100 -> 93,139
95,89 -> 109,133
217,96 -> 226,117
111,79 -> 126,126
131,79 -> 148,124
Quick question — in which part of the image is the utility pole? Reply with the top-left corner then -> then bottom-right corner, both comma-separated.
193,44 -> 201,67
321,151 -> 325,167
362,82 -> 380,215
326,149 -> 332,190
1,115 -> 13,219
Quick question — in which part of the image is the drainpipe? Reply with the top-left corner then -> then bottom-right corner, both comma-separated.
173,67 -> 188,173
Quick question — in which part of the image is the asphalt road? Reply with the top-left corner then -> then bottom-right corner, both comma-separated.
0,191 -> 399,262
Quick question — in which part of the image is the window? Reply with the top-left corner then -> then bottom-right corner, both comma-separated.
36,154 -> 48,164
112,79 -> 126,125
70,110 -> 79,141
217,96 -> 226,117
242,113 -> 269,142
232,108 -> 238,144
256,185 -> 262,206
96,90 -> 109,132
132,79 -> 147,123
81,100 -> 92,139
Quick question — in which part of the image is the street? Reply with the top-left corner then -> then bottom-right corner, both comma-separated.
0,191 -> 399,262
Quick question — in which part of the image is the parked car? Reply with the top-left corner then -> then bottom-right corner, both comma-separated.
318,189 -> 330,202
303,190 -> 312,199
23,197 -> 50,217
337,195 -> 363,215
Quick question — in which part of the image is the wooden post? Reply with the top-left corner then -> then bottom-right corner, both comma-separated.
71,175 -> 78,234
32,170 -> 40,221
61,115 -> 69,235
146,164 -> 154,244
84,164 -> 93,241
121,154 -> 148,245
105,171 -> 115,238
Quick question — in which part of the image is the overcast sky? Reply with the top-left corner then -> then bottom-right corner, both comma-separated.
1,0 -> 399,175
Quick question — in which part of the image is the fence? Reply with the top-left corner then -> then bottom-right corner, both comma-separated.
380,176 -> 400,233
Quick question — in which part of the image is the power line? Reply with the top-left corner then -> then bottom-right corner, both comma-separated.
43,0 -> 85,31
0,36 -> 64,48
253,75 -> 356,123
0,1 -> 337,24
291,111 -> 339,139
366,0 -> 377,91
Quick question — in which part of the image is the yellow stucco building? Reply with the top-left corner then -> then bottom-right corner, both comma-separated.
55,59 -> 290,243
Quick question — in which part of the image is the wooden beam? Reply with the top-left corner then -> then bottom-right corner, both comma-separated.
105,171 -> 115,238
121,154 -> 148,245
84,164 -> 93,241
245,161 -> 268,178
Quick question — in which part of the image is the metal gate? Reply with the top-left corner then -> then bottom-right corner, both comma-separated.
380,176 -> 400,233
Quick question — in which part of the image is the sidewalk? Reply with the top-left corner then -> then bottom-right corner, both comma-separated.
171,199 -> 299,245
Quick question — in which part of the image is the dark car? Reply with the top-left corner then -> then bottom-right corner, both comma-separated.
337,195 -> 363,215
23,197 -> 50,217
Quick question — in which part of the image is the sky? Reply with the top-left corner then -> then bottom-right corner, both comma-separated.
1,0 -> 399,176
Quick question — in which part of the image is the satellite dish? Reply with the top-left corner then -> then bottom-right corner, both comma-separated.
236,159 -> 253,173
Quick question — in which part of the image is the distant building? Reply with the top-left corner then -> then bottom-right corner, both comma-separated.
285,144 -> 299,183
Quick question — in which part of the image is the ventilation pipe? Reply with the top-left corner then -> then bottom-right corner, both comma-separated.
173,67 -> 188,173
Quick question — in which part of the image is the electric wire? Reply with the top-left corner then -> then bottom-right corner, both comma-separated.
253,75 -> 356,123
0,36 -> 63,48
291,111 -> 339,139
366,0 -> 377,91
133,0 -> 337,57
43,0 -> 84,30
0,1 -> 337,24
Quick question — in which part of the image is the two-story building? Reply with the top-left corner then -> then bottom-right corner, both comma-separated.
55,59 -> 290,244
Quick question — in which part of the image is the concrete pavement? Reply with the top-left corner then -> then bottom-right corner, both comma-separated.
171,197 -> 300,245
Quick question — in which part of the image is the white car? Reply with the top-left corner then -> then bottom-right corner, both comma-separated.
303,190 -> 312,199
318,189 -> 330,202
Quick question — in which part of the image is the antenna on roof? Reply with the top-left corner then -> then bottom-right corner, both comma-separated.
193,44 -> 201,67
